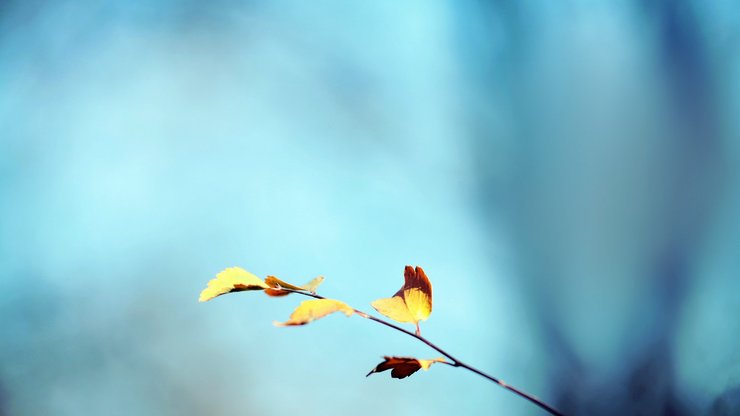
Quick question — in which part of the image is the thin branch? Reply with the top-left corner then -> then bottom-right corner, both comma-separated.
278,287 -> 564,416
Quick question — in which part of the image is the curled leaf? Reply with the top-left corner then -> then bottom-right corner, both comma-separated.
199,267 -> 270,302
264,276 -> 325,297
370,266 -> 432,331
264,276 -> 303,297
263,287 -> 290,297
275,299 -> 354,326
366,356 -> 446,379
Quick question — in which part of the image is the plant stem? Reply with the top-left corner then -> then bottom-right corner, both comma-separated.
279,288 -> 564,416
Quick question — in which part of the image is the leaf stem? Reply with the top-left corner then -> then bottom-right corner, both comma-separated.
279,288 -> 564,416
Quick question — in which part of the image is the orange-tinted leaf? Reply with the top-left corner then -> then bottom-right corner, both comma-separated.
263,276 -> 325,297
263,287 -> 290,297
199,267 -> 269,302
275,299 -> 354,326
370,266 -> 432,327
265,276 -> 304,291
366,356 -> 446,379
264,276 -> 300,297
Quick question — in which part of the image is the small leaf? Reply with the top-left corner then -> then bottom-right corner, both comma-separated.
275,299 -> 354,326
264,276 -> 302,297
300,276 -> 324,293
263,288 -> 290,297
263,276 -> 325,297
199,267 -> 269,302
370,266 -> 432,329
366,356 -> 446,379
265,276 -> 305,291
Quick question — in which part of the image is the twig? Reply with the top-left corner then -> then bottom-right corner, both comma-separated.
279,287 -> 564,416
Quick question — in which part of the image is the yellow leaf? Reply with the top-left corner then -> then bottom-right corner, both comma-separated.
369,295 -> 414,323
370,266 -> 432,330
366,356 -> 446,379
199,267 -> 269,302
263,276 -> 325,297
275,299 -> 354,326
300,276 -> 324,293
418,358 -> 446,370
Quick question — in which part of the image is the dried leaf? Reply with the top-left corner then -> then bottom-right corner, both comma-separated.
264,276 -> 302,297
263,287 -> 290,297
199,267 -> 269,302
275,299 -> 354,326
264,276 -> 325,297
370,266 -> 432,328
265,276 -> 305,291
366,356 -> 446,379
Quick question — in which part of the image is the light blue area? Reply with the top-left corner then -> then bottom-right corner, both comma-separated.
1,1 -> 738,415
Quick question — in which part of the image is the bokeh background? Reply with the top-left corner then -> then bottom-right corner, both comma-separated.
1,1 -> 739,415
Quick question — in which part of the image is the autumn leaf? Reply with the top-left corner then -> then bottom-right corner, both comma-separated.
366,356 -> 446,379
275,299 -> 354,326
199,267 -> 270,302
300,276 -> 324,293
370,266 -> 432,333
264,275 -> 325,297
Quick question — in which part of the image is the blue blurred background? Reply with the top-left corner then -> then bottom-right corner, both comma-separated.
1,1 -> 739,415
